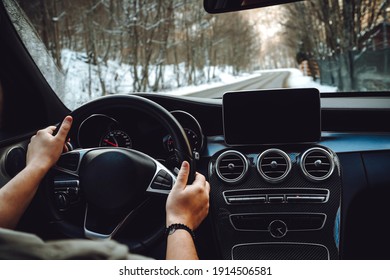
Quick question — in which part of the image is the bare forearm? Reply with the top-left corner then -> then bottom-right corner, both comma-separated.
0,165 -> 47,229
166,230 -> 198,260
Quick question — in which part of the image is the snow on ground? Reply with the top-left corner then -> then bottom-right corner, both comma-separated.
286,68 -> 338,93
60,49 -> 338,109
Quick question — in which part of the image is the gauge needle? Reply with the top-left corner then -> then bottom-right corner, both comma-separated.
103,139 -> 118,147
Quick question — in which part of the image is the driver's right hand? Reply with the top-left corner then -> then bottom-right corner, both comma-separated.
165,161 -> 210,230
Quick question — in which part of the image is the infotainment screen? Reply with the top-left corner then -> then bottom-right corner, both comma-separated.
223,88 -> 321,145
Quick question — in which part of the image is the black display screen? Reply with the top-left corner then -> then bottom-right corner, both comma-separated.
223,88 -> 321,145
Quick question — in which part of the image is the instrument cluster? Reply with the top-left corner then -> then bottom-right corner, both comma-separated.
75,111 -> 205,165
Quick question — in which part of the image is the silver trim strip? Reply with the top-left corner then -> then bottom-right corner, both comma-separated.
84,199 -> 150,240
223,188 -> 330,205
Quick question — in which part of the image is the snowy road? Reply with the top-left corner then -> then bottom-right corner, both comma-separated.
185,71 -> 290,98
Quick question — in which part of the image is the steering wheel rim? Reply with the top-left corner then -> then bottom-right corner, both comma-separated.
46,94 -> 196,253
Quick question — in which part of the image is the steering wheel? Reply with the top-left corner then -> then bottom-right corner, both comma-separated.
47,95 -> 195,253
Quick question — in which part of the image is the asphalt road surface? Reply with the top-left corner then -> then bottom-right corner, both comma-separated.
186,71 -> 290,98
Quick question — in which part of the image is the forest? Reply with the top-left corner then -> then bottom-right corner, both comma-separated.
282,0 -> 389,91
15,0 -> 390,95
16,0 -> 258,95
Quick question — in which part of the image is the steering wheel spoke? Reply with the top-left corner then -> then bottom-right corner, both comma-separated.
54,150 -> 88,176
84,199 -> 150,239
146,159 -> 177,195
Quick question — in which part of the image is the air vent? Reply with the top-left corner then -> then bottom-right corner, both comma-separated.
300,147 -> 335,182
257,149 -> 291,183
216,150 -> 248,183
4,146 -> 26,177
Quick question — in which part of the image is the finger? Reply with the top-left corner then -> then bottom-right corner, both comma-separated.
55,116 -> 73,142
192,172 -> 206,186
205,181 -> 211,193
63,144 -> 69,153
44,126 -> 57,135
173,161 -> 189,190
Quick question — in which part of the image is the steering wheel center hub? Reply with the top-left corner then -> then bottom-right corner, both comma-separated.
80,149 -> 154,210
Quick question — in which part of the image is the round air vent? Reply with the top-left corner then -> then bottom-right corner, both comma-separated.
300,147 -> 335,182
216,150 -> 248,183
257,149 -> 291,183
3,146 -> 26,177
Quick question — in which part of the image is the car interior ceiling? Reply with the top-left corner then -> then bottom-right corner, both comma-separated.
1,0 -> 390,260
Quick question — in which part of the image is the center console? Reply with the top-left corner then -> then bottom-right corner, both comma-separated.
208,146 -> 341,260
208,89 -> 342,260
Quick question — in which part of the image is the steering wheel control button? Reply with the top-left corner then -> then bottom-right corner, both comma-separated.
151,170 -> 173,190
55,193 -> 69,211
53,180 -> 80,208
269,220 -> 288,238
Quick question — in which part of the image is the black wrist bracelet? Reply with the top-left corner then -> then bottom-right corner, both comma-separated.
166,223 -> 195,241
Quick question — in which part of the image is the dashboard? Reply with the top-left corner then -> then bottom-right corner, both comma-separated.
60,92 -> 390,260
1,0 -> 390,260
2,92 -> 390,260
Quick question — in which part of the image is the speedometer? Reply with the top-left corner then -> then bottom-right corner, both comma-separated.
100,130 -> 132,148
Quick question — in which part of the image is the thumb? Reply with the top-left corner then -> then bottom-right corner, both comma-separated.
55,116 -> 73,142
173,161 -> 190,190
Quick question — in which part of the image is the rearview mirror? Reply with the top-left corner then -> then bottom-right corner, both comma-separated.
204,0 -> 302,13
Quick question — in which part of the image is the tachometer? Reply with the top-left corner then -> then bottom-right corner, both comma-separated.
165,110 -> 205,154
100,130 -> 132,148
185,128 -> 201,152
165,128 -> 201,153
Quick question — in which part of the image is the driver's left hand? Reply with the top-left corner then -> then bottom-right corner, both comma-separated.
26,116 -> 73,176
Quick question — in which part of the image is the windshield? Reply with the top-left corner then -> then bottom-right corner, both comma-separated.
5,0 -> 390,109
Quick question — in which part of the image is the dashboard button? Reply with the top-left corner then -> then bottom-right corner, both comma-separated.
286,196 -> 326,203
226,196 -> 266,204
268,195 -> 284,203
240,196 -> 266,202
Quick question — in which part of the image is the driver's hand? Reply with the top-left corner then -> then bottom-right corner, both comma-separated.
166,161 -> 210,230
26,116 -> 73,175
